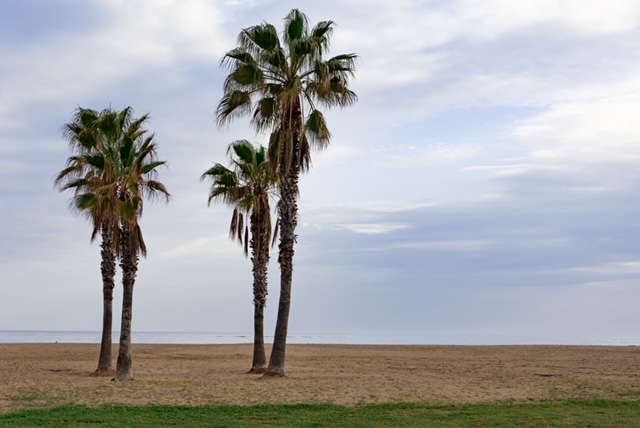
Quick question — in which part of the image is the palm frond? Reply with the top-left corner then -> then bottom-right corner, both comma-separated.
61,177 -> 90,191
232,63 -> 263,86
216,91 -> 253,126
272,217 -> 280,248
267,130 -> 284,173
239,23 -> 280,52
130,223 -> 147,258
221,47 -> 255,68
311,20 -> 334,41
144,180 -> 171,202
262,47 -> 287,69
326,53 -> 358,73
117,200 -> 137,222
141,160 -> 167,175
284,9 -> 307,45
244,227 -> 249,256
251,97 -> 277,131
230,208 -> 240,240
304,109 -> 331,148
229,140 -> 255,164
73,193 -> 98,211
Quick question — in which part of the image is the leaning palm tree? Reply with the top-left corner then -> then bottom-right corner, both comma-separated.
216,9 -> 357,375
201,140 -> 277,373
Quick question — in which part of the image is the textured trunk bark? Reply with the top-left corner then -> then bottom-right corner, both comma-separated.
250,301 -> 267,373
265,100 -> 303,377
115,225 -> 137,381
94,225 -> 116,376
265,171 -> 298,376
248,211 -> 268,373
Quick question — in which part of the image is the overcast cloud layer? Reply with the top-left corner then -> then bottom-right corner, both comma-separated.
1,0 -> 639,344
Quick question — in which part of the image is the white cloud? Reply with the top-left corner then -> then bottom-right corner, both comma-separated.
0,0 -> 227,109
457,0 -> 640,38
512,92 -> 640,162
103,0 -> 227,58
340,0 -> 640,56
334,0 -> 640,132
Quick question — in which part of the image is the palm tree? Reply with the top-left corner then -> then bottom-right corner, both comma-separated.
201,140 -> 277,373
56,106 -> 169,380
216,9 -> 357,375
107,116 -> 170,381
55,107 -> 125,376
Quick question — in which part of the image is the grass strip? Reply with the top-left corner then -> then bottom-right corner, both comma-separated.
1,400 -> 639,427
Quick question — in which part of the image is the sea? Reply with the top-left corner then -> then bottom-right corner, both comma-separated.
0,331 -> 638,346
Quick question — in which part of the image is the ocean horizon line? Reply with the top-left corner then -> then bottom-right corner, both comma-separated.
1,330 -> 639,346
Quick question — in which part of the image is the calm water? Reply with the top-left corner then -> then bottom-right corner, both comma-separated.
0,330 -> 638,346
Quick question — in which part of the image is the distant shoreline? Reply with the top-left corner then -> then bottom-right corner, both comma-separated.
1,330 -> 638,346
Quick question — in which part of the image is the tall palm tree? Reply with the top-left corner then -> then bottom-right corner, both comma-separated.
216,9 -> 357,375
201,140 -> 277,373
108,119 -> 171,381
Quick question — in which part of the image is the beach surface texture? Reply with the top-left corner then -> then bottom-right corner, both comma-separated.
1,344 -> 638,412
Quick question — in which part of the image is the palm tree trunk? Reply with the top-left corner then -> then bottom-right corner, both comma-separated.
249,212 -> 269,373
250,301 -> 267,373
265,171 -> 298,376
115,225 -> 137,381
94,225 -> 116,376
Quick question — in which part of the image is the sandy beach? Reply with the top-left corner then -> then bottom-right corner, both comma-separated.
1,344 -> 639,413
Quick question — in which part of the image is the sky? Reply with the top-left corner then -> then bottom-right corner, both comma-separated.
1,0 -> 639,344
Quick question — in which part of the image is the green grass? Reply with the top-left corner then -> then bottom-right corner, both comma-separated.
1,400 -> 639,427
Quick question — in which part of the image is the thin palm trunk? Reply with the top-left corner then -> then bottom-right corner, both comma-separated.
249,212 -> 269,373
115,226 -> 137,381
94,224 -> 116,376
266,103 -> 302,376
251,302 -> 267,372
266,171 -> 298,376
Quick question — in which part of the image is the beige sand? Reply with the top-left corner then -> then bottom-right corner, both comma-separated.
1,344 -> 639,413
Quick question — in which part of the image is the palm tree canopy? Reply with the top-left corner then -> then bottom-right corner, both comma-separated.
201,140 -> 277,256
216,9 -> 357,174
55,107 -> 170,255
